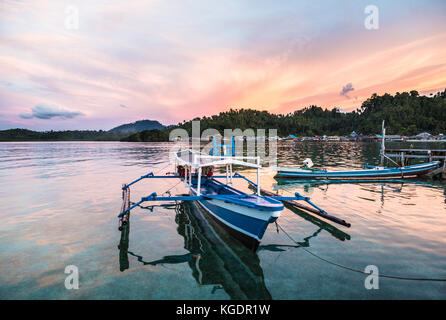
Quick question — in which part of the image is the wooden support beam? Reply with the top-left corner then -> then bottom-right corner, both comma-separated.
119,184 -> 131,231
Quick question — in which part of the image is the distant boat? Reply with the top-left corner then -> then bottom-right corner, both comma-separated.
274,161 -> 441,180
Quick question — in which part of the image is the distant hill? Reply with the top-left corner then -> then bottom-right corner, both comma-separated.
109,120 -> 165,135
0,119 -> 167,141
120,129 -> 169,142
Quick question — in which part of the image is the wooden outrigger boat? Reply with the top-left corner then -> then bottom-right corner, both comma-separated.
275,121 -> 441,180
275,161 -> 441,180
118,138 -> 345,251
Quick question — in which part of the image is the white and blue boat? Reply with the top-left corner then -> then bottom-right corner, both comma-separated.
175,149 -> 284,250
189,176 -> 282,249
117,139 -> 333,251
276,121 -> 440,180
275,161 -> 440,180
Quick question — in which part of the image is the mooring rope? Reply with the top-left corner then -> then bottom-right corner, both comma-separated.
229,172 -> 446,281
162,179 -> 183,196
147,162 -> 183,196
130,179 -> 183,211
154,162 -> 174,175
276,222 -> 446,282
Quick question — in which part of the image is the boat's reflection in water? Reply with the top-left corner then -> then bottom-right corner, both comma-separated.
270,182 -> 352,242
118,202 -> 273,299
274,177 -> 446,207
118,197 -> 353,298
275,177 -> 440,190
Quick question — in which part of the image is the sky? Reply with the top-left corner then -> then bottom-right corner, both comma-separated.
1,0 -> 446,131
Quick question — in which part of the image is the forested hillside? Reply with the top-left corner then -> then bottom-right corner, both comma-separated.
0,129 -> 119,141
3,90 -> 445,141
171,89 -> 446,138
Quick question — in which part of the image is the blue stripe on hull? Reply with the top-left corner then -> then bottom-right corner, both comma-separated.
193,201 -> 261,251
198,199 -> 275,241
276,162 -> 439,179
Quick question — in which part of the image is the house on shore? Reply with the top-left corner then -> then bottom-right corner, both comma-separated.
410,132 -> 433,140
284,134 -> 297,141
385,134 -> 404,141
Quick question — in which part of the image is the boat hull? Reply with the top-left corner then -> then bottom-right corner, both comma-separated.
190,188 -> 281,251
275,161 -> 440,180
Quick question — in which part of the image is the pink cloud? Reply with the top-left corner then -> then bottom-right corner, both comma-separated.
1,1 -> 445,130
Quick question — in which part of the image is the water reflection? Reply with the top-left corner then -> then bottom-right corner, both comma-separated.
273,178 -> 443,198
118,214 -> 130,272
444,186 -> 446,204
273,178 -> 446,206
117,198 -> 353,299
284,205 -> 350,241
275,178 -> 433,188
118,202 -> 272,300
2,141 -> 444,299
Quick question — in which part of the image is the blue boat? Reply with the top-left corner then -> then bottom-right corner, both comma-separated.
275,161 -> 441,180
190,177 -> 282,250
173,148 -> 285,250
117,138 -> 334,251
276,121 -> 440,180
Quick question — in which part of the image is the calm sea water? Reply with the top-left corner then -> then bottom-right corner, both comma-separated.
0,141 -> 445,299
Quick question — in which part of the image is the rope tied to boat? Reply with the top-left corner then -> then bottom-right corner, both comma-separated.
276,222 -> 446,282
122,162 -> 173,190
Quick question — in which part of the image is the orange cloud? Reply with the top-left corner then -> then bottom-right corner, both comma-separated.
1,1 -> 445,130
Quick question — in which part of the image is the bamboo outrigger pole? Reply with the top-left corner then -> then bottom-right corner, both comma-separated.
234,172 -> 351,227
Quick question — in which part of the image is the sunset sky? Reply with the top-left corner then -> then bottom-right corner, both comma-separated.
1,0 -> 446,130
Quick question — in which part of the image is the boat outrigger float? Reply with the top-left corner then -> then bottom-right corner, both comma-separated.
275,161 -> 440,180
118,139 -> 348,251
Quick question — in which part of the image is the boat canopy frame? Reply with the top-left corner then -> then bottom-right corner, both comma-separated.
175,149 -> 262,196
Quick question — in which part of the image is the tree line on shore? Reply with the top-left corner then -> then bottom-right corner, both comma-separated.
123,89 -> 446,141
0,129 -> 121,141
1,89 -> 445,141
